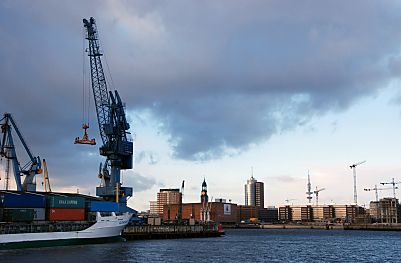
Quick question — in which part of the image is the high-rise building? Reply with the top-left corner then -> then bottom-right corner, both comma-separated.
244,175 -> 264,208
156,188 -> 181,216
201,178 -> 208,204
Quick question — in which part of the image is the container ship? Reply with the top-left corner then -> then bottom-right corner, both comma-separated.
0,17 -> 136,249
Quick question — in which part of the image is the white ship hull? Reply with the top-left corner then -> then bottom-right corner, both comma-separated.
0,212 -> 132,249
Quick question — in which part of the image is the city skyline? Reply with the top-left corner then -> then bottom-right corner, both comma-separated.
1,1 -> 401,212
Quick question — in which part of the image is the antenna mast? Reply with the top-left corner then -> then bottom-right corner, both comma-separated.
306,170 -> 313,203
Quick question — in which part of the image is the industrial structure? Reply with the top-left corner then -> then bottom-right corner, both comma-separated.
74,17 -> 134,210
0,113 -> 43,192
380,178 -> 401,199
306,171 -> 313,203
349,160 -> 366,204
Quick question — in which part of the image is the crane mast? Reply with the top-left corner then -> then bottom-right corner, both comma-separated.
82,17 -> 133,206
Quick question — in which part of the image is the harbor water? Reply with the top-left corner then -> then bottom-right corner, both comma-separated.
1,229 -> 401,262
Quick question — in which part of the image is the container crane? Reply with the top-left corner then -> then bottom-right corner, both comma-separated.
349,160 -> 366,204
0,113 -> 42,192
78,17 -> 133,208
380,178 -> 401,199
314,187 -> 325,206
364,185 -> 396,202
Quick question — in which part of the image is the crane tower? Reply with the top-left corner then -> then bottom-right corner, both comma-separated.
349,160 -> 366,204
80,17 -> 133,207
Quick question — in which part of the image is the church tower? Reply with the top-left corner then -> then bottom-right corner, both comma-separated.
201,178 -> 209,204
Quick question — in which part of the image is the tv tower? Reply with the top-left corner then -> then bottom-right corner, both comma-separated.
306,170 -> 313,203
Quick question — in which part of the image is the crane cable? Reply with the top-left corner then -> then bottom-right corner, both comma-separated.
82,27 -> 91,127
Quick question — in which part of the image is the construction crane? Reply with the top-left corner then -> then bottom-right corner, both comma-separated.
364,185 -> 396,202
349,160 -> 366,204
314,187 -> 325,206
0,113 -> 42,191
77,17 -> 133,207
306,170 -> 313,203
380,178 -> 401,199
42,159 -> 52,192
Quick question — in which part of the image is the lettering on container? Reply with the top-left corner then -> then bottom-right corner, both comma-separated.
58,200 -> 78,205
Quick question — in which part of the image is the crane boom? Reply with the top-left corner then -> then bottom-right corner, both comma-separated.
380,178 -> 401,199
83,17 -> 110,144
82,17 -> 133,207
364,185 -> 396,202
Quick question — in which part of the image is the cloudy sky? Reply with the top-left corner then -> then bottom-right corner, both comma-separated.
1,1 -> 401,211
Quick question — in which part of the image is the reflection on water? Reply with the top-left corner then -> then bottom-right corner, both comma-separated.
1,229 -> 401,262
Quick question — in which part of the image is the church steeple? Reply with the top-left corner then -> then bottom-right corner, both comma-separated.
201,177 -> 208,203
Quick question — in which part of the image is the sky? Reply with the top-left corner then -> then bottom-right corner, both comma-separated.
1,1 -> 401,211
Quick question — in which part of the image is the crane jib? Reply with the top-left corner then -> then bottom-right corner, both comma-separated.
82,17 -> 133,205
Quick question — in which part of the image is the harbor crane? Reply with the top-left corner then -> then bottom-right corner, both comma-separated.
306,170 -> 313,203
380,178 -> 401,199
42,159 -> 52,192
349,160 -> 366,204
364,185 -> 396,202
0,113 -> 42,191
314,187 -> 325,206
76,17 -> 133,208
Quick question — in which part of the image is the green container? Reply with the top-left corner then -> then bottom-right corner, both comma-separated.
46,196 -> 85,209
4,208 -> 34,222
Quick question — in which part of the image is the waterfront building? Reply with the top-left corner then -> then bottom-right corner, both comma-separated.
200,178 -> 210,221
149,201 -> 158,215
279,205 -> 293,222
201,178 -> 209,204
155,188 -> 181,216
371,198 -> 401,223
163,201 -> 238,224
244,175 -> 264,208
278,204 -> 365,223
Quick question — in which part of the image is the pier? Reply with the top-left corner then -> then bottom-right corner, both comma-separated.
122,224 -> 224,240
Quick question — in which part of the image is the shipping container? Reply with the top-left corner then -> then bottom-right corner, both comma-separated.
46,196 -> 85,209
47,208 -> 85,221
0,192 -> 46,208
33,208 -> 46,221
87,201 -> 119,212
3,208 -> 34,222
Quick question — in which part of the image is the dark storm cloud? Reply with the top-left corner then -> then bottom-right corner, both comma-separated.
1,0 -> 401,189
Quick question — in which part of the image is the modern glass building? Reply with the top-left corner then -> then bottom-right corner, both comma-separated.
245,176 -> 264,208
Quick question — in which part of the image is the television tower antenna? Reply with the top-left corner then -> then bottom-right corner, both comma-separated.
306,170 -> 313,203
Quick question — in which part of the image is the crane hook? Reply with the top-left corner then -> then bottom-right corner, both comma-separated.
74,123 -> 96,145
